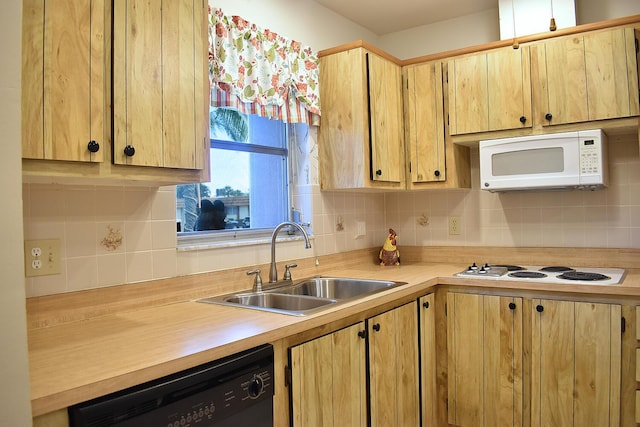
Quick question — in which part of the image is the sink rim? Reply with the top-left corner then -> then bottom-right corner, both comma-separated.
197,276 -> 408,316
198,292 -> 338,316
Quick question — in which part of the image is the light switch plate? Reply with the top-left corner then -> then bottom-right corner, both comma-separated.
24,239 -> 61,277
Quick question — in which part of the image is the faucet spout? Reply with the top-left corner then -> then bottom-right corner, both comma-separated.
269,222 -> 311,283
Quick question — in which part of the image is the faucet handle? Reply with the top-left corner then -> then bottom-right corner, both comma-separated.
247,269 -> 263,292
283,263 -> 298,281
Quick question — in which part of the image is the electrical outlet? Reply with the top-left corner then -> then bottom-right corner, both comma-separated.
24,239 -> 61,277
448,216 -> 461,235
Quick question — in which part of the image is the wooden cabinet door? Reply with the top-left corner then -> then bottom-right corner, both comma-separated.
289,323 -> 367,427
22,0 -> 105,162
113,0 -> 207,169
419,294 -> 438,425
531,299 -> 621,427
368,52 -> 404,184
403,62 -> 446,184
318,48 -> 369,189
447,293 -> 523,427
532,27 -> 639,126
448,46 -> 531,135
369,301 -> 419,427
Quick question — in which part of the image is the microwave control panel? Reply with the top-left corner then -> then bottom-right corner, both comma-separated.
579,138 -> 601,174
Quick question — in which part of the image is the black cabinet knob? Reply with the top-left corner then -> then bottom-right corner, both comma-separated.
434,170 -> 440,177
358,330 -> 366,339
87,140 -> 100,153
545,113 -> 553,121
423,301 -> 430,309
372,323 -> 381,332
123,145 -> 136,157
509,302 -> 516,310
519,116 -> 527,124
536,304 -> 544,312
375,169 -> 382,176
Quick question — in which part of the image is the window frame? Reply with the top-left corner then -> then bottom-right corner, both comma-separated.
177,114 -> 295,248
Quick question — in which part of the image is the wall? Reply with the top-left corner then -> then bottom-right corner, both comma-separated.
577,0 -> 640,25
210,0 -> 379,51
386,134 -> 640,249
2,0 -> 34,424
377,9 -> 500,59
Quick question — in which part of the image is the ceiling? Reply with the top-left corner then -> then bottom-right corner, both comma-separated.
311,0 -> 499,35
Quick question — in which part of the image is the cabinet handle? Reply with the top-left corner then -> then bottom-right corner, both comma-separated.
423,301 -> 430,309
536,304 -> 544,312
358,330 -> 366,339
509,302 -> 516,310
545,113 -> 553,121
87,140 -> 100,153
372,323 -> 381,332
519,116 -> 527,124
434,170 -> 440,177
375,169 -> 382,176
124,145 -> 136,157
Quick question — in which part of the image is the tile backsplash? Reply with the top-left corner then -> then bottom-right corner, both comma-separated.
22,133 -> 640,297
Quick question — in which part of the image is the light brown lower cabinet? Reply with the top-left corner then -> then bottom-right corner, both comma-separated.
531,299 -> 621,427
446,292 -> 623,427
289,301 -> 419,427
447,292 -> 524,427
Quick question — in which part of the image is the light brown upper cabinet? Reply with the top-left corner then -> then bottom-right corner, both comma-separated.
318,47 -> 405,190
113,0 -> 208,170
531,27 -> 640,126
448,45 -> 532,135
22,0 -> 106,162
403,62 -> 446,184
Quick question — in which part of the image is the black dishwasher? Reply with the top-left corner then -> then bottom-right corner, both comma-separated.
69,344 -> 274,427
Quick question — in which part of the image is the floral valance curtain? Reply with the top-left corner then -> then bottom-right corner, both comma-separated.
209,7 -> 321,125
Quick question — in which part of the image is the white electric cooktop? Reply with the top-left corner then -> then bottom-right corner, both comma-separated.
454,263 -> 626,285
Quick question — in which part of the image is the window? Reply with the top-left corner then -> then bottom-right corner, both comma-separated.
177,107 -> 292,238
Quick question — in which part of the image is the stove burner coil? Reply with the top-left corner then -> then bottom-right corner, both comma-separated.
558,271 -> 611,281
509,271 -> 548,279
539,266 -> 575,272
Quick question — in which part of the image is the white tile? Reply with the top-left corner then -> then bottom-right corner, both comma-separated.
126,251 -> 153,283
97,254 -> 126,287
124,221 -> 152,252
65,222 -> 97,257
152,249 -> 177,279
96,222 -> 126,254
61,187 -> 96,221
151,220 -> 177,249
95,187 -> 125,222
123,188 -> 154,221
66,256 -> 98,291
151,189 -> 177,220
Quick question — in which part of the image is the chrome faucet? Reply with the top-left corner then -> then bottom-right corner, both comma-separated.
269,222 -> 311,283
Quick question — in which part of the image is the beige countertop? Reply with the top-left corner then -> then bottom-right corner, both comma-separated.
27,249 -> 640,417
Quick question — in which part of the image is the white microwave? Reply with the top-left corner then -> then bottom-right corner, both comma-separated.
479,129 -> 608,192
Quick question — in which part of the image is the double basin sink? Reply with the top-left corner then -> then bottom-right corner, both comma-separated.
198,277 -> 408,316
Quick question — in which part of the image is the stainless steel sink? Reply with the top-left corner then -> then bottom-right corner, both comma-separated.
198,292 -> 337,316
198,277 -> 407,316
278,277 -> 407,300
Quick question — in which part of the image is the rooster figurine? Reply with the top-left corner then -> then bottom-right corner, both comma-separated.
379,228 -> 400,266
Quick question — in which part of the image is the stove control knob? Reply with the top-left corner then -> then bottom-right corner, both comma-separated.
470,263 -> 478,270
248,375 -> 264,399
483,263 -> 491,270
478,267 -> 488,274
